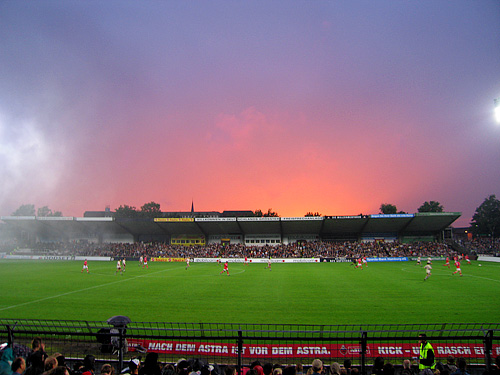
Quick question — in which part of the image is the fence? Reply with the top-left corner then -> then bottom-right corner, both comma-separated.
1,319 -> 499,375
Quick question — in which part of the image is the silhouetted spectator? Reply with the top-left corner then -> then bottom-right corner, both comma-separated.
139,353 -> 161,375
450,358 -> 469,375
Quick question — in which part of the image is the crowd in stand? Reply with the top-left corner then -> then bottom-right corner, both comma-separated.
0,240 -> 458,260
457,238 -> 500,256
1,337 -> 498,375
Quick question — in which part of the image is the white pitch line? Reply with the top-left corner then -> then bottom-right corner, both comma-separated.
464,274 -> 500,283
400,267 -> 500,283
0,267 -> 176,311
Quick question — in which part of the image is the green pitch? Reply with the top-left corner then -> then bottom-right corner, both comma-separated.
0,260 -> 498,324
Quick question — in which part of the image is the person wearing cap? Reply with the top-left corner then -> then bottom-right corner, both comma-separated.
418,334 -> 435,374
122,359 -> 140,375
311,360 -> 323,375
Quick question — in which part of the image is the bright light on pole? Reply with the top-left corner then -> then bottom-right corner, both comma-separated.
495,98 -> 500,123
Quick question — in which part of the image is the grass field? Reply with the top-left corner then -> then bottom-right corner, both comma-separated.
0,259 -> 498,324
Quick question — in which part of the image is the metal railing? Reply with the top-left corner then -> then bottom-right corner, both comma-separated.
1,319 -> 498,374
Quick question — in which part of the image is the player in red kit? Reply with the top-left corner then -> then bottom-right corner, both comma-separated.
452,259 -> 462,276
143,256 -> 148,269
356,258 -> 363,269
220,261 -> 229,275
82,259 -> 89,273
443,257 -> 450,268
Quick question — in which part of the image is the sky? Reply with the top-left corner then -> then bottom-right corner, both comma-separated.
0,1 -> 499,227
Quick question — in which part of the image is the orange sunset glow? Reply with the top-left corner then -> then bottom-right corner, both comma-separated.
0,1 -> 499,228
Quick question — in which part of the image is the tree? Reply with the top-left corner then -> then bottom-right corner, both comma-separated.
140,201 -> 161,218
470,195 -> 500,237
12,204 -> 35,216
37,206 -> 53,217
114,205 -> 139,218
253,209 -> 279,217
263,208 -> 279,217
418,201 -> 444,213
253,209 -> 263,217
380,203 -> 397,214
305,212 -> 321,217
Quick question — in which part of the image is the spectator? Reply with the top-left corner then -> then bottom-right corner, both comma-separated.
263,364 -> 274,375
487,356 -> 500,375
200,365 -> 214,375
296,364 -> 303,375
450,358 -> 469,375
400,360 -> 413,375
79,355 -> 95,375
0,347 -> 14,375
139,353 -> 161,375
123,360 -> 140,375
47,367 -> 70,375
251,363 -> 262,370
162,365 -> 175,375
443,357 -> 457,374
73,363 -> 84,375
311,360 -> 323,375
26,337 -> 48,375
372,358 -> 385,375
43,357 -> 58,375
383,363 -> 395,375
11,357 -> 26,375
175,360 -> 190,375
330,364 -> 340,375
54,355 -> 72,375
343,360 -> 352,375
225,367 -> 236,375
100,365 -> 115,375
283,366 -> 296,375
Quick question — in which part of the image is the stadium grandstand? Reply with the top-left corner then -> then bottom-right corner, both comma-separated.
0,209 -> 474,259
0,210 -> 461,247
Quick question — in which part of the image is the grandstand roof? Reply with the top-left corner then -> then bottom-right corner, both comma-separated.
1,212 -> 461,241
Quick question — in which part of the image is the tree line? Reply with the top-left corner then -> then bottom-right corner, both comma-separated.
8,195 -> 500,237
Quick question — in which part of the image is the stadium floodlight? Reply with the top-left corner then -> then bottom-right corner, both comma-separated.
495,98 -> 500,123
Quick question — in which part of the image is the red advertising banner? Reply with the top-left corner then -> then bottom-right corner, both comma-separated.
128,340 -> 498,359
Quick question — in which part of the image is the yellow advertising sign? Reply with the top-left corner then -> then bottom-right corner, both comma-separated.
154,218 -> 194,222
